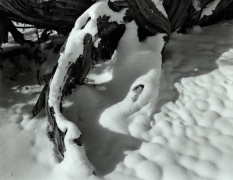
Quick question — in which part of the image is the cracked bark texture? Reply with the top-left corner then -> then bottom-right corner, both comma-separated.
0,0 -> 93,34
1,0 -> 233,46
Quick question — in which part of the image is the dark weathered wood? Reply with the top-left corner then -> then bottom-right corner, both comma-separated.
0,15 -> 34,46
0,0 -> 93,34
0,18 -> 8,44
127,0 -> 171,35
198,0 -> 233,26
1,0 -> 233,43
166,0 -> 233,31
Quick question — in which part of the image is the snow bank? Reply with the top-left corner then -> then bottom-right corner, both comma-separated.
69,19 -> 233,180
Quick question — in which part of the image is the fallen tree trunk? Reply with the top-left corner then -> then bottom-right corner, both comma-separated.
163,0 -> 233,32
0,15 -> 34,46
0,0 -> 93,46
0,0 -> 93,34
1,0 -> 233,47
1,0 -> 233,35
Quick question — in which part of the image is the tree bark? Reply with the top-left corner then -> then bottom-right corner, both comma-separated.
1,0 -> 233,43
0,15 -> 34,46
0,0 -> 93,34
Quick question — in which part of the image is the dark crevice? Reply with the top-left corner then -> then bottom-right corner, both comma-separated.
137,26 -> 154,42
96,15 -> 126,61
132,84 -> 144,102
74,135 -> 83,146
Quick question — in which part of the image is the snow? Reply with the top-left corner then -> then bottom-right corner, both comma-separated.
200,0 -> 221,19
151,0 -> 168,18
1,1 -> 233,180
192,0 -> 202,11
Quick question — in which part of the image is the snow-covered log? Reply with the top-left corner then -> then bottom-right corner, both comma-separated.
32,0 -> 167,168
30,0 -> 233,174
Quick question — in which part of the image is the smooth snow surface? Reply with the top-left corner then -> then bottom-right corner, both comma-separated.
1,3 -> 233,180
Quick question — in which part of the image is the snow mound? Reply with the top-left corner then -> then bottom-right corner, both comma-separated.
66,19 -> 233,179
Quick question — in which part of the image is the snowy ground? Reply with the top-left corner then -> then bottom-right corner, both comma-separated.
1,15 -> 233,180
